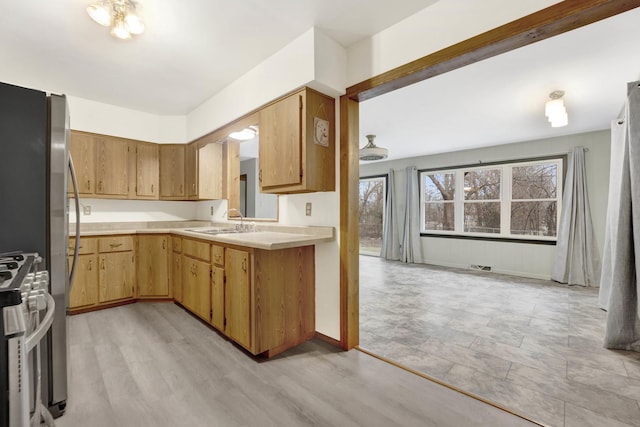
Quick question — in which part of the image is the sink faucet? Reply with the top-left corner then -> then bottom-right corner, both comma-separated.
225,208 -> 245,231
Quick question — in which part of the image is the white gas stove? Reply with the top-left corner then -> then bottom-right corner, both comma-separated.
0,251 -> 56,427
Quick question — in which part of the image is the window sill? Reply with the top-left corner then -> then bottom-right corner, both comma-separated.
419,233 -> 557,245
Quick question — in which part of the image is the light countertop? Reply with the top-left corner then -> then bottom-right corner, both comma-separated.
70,221 -> 334,250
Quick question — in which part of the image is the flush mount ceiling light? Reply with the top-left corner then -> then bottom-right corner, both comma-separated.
229,126 -> 258,141
87,0 -> 145,40
359,134 -> 388,161
545,90 -> 568,127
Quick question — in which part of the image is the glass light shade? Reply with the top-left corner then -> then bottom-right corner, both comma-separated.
125,13 -> 145,34
545,99 -> 565,118
110,17 -> 132,39
87,3 -> 111,26
550,111 -> 568,127
229,128 -> 256,141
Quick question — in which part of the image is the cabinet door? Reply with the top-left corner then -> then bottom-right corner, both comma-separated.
159,145 -> 185,198
69,131 -> 95,195
198,142 -> 222,200
225,248 -> 251,349
69,254 -> 98,309
96,136 -> 129,196
182,256 -> 210,321
211,265 -> 225,330
172,252 -> 182,303
259,92 -> 302,188
186,143 -> 198,198
137,236 -> 169,297
136,142 -> 159,198
98,252 -> 135,303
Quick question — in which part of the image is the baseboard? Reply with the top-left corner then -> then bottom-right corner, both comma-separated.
314,331 -> 342,349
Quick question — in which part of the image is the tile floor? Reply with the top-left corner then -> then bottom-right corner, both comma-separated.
359,255 -> 640,427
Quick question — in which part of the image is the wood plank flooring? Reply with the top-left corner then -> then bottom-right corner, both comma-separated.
359,255 -> 640,427
56,302 -> 536,427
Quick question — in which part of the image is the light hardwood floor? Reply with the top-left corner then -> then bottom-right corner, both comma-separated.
359,255 -> 640,427
56,302 -> 536,427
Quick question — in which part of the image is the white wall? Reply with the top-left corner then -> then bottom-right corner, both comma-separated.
360,130 -> 611,280
68,96 -> 187,143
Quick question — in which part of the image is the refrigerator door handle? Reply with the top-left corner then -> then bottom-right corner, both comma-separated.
69,156 -> 80,289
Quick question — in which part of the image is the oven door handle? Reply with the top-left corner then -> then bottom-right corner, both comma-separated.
69,156 -> 80,289
25,293 -> 56,352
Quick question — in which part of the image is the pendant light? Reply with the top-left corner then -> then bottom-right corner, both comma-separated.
359,134 -> 388,161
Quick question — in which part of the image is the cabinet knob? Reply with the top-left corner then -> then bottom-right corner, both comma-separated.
88,260 -> 93,271
151,184 -> 154,194
86,180 -> 91,191
101,259 -> 105,270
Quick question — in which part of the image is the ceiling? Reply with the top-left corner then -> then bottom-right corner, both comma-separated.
2,2 -> 638,161
0,0 -> 436,115
359,7 -> 640,161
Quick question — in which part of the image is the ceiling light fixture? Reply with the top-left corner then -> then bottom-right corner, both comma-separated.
359,134 -> 388,161
229,126 -> 258,141
87,0 -> 145,40
545,90 -> 568,127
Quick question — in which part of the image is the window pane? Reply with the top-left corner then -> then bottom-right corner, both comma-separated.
424,173 -> 455,201
511,201 -> 557,236
464,169 -> 501,200
512,163 -> 557,199
424,202 -> 454,231
464,202 -> 500,233
359,178 -> 386,254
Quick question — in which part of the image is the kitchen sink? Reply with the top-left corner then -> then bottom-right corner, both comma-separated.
186,228 -> 250,235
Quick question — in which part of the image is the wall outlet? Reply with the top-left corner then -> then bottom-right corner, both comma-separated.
83,205 -> 91,215
210,206 -> 214,216
305,202 -> 312,216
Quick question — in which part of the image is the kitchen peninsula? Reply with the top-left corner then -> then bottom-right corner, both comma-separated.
69,221 -> 333,357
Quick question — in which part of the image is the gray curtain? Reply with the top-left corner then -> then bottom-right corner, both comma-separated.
400,166 -> 422,263
551,146 -> 601,286
380,169 -> 400,260
599,80 -> 640,351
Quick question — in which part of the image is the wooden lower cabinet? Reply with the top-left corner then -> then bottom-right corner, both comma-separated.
182,255 -> 211,322
172,251 -> 182,303
137,235 -> 170,298
68,253 -> 98,310
211,265 -> 225,331
98,251 -> 135,303
224,248 -> 251,349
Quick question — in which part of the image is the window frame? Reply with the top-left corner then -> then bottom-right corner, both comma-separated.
358,174 -> 389,255
419,155 -> 565,244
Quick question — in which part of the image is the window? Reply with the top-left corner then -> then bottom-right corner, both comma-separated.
420,158 -> 562,241
359,176 -> 387,255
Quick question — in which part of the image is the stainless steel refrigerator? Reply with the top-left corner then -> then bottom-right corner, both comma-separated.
0,81 -> 78,417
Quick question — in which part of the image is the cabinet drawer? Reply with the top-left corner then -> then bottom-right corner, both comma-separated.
98,236 -> 134,253
211,245 -> 224,267
69,237 -> 97,255
172,237 -> 182,253
182,239 -> 210,262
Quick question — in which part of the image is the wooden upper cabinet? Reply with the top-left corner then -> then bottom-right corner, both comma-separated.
198,141 -> 223,200
69,131 -> 96,196
96,136 -> 129,196
136,142 -> 159,199
186,142 -> 198,198
185,139 -> 223,200
159,144 -> 186,199
259,87 -> 335,194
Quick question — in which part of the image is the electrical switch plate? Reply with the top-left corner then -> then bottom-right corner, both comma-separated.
83,205 -> 91,215
305,202 -> 312,216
